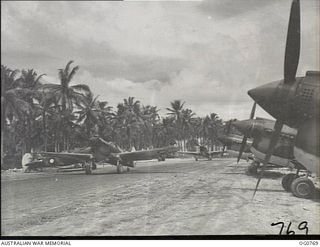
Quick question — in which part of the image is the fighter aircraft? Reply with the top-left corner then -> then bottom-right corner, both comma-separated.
217,134 -> 252,154
247,0 -> 319,198
233,116 -> 299,176
178,145 -> 224,161
27,137 -> 179,174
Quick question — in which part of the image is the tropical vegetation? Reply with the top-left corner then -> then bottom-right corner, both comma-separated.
1,61 -> 233,169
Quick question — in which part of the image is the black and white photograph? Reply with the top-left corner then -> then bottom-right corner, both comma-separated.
1,0 -> 319,238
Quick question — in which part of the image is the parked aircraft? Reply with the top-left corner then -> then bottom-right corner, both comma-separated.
26,137 -> 179,174
247,0 -> 319,198
178,145 -> 224,161
217,134 -> 252,154
233,117 -> 300,176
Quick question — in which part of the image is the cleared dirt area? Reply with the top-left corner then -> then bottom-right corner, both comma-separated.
1,158 -> 319,236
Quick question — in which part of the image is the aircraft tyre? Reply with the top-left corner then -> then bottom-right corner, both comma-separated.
24,167 -> 31,173
92,162 -> 97,170
158,154 -> 166,161
290,177 -> 315,199
246,163 -> 258,175
195,157 -> 198,161
281,174 -> 298,192
127,167 -> 130,172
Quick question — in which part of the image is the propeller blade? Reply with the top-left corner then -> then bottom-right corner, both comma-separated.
284,0 -> 300,84
237,136 -> 247,163
252,120 -> 284,199
250,102 -> 256,119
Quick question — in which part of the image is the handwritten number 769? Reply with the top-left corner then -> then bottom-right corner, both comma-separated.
271,221 -> 308,235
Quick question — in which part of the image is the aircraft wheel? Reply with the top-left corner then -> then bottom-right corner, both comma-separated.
127,167 -> 130,172
92,163 -> 97,170
208,157 -> 212,161
281,174 -> 298,192
246,164 -> 258,176
291,177 -> 315,199
24,168 -> 31,173
85,164 -> 92,175
195,157 -> 198,161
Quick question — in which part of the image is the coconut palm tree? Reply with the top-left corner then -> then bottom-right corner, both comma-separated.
40,60 -> 90,112
116,97 -> 143,150
39,61 -> 91,151
202,113 -> 223,150
75,92 -> 111,139
166,100 -> 186,149
166,100 -> 185,121
1,66 -> 32,164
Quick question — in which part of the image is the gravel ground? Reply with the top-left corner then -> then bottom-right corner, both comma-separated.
1,158 -> 319,236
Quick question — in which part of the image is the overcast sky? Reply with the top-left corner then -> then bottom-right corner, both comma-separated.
1,0 -> 319,121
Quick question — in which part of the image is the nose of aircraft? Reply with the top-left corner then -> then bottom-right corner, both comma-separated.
247,80 -> 281,118
232,120 -> 252,134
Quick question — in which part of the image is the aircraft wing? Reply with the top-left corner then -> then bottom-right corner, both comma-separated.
208,150 -> 224,155
39,152 -> 93,166
117,146 -> 179,162
178,151 -> 200,156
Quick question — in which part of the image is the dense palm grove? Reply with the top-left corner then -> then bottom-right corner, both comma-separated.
1,61 -> 228,168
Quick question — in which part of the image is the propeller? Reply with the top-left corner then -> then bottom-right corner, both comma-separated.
252,120 -> 283,199
221,120 -> 232,157
236,102 -> 256,163
284,0 -> 300,84
252,0 -> 300,198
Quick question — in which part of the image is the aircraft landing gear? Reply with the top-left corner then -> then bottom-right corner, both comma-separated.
116,161 -> 123,174
281,173 -> 299,191
84,162 -> 92,175
246,161 -> 259,175
92,162 -> 97,170
208,156 -> 212,161
24,167 -> 31,173
195,157 -> 198,161
158,154 -> 166,161
290,176 -> 315,199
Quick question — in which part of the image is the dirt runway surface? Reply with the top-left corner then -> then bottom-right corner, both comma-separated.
1,158 -> 320,236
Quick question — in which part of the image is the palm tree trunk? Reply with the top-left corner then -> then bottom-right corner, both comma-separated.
127,127 -> 131,150
42,111 -> 47,151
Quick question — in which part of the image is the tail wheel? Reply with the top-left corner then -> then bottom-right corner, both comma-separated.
290,177 -> 315,199
281,173 -> 298,192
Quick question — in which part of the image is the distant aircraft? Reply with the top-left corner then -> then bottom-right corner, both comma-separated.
179,133 -> 253,161
26,137 -> 179,174
178,145 -> 224,161
247,0 -> 319,198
